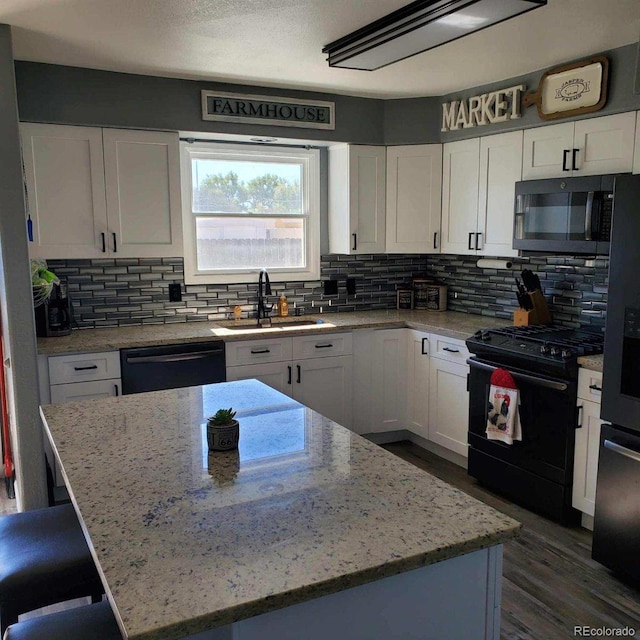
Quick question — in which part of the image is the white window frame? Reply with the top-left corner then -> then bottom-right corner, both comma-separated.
181,142 -> 320,285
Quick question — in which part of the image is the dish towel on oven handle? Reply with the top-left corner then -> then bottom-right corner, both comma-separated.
486,368 -> 522,445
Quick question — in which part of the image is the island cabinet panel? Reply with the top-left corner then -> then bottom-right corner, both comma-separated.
385,144 -> 442,254
21,123 -> 183,259
406,330 -> 430,441
235,546 -> 503,640
328,144 -> 386,254
573,369 -> 604,520
522,112 -> 636,179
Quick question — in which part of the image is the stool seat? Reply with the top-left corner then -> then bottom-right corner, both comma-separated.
3,601 -> 122,640
0,504 -> 104,634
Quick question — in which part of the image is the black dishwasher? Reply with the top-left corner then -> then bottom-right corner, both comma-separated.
120,341 -> 226,394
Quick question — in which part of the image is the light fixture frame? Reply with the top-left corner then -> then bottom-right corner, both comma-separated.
323,0 -> 547,71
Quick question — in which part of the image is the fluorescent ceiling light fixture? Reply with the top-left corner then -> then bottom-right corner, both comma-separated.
323,0 -> 547,71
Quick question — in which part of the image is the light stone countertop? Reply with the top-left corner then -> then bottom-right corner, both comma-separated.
37,309 -> 509,355
40,380 -> 520,640
578,353 -> 604,372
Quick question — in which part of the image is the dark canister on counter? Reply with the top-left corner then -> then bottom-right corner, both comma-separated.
413,278 -> 448,311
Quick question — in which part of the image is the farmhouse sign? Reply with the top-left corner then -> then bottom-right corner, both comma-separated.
201,91 -> 335,130
441,84 -> 525,132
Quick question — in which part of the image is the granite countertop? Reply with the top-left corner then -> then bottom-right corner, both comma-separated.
40,380 -> 520,640
578,353 -> 604,372
37,309 -> 508,355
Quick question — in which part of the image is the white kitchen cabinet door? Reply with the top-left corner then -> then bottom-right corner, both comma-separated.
329,145 -> 386,254
50,379 -> 121,404
428,357 -> 469,457
21,123 -> 108,259
385,145 -> 442,253
441,138 -> 480,255
573,112 -> 636,176
477,131 -> 522,257
406,331 -> 430,441
633,111 -> 640,174
368,329 -> 408,434
225,362 -> 293,397
572,398 -> 604,517
103,129 -> 183,258
294,355 -> 353,429
522,122 -> 574,180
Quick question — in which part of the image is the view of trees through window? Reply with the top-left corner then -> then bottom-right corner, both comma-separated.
191,158 -> 306,270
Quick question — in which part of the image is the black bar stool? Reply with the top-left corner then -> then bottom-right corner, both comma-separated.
3,601 -> 122,640
0,504 -> 104,634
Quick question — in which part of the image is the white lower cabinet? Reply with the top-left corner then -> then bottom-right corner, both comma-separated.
406,331 -> 430,441
573,369 -> 604,518
226,334 -> 353,429
428,356 -> 470,458
50,379 -> 121,404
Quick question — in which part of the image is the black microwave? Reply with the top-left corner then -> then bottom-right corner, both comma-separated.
513,175 -> 615,255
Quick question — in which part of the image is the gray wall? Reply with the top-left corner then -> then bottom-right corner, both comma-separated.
15,62 -> 385,144
0,25 -> 48,510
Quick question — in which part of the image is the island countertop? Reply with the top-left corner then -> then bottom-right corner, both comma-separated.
40,380 -> 520,640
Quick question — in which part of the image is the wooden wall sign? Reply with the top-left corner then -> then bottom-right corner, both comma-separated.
441,85 -> 525,132
201,91 -> 335,130
523,56 -> 609,120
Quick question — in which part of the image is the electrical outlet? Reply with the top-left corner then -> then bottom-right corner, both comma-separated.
323,280 -> 338,295
346,278 -> 356,295
168,283 -> 182,302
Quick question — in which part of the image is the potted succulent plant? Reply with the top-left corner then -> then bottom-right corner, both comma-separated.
206,408 -> 239,451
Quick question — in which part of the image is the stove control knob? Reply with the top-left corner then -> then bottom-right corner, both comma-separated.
561,349 -> 572,359
540,344 -> 551,355
550,347 -> 559,357
481,332 -> 492,342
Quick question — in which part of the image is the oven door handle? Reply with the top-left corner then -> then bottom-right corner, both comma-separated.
467,359 -> 568,391
125,349 -> 224,364
604,439 -> 640,463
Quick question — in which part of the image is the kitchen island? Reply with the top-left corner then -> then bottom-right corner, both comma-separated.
40,380 -> 519,640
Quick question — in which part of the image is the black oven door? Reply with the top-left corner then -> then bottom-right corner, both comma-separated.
467,357 -> 579,522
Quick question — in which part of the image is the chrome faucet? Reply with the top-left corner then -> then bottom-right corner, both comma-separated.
257,268 -> 273,326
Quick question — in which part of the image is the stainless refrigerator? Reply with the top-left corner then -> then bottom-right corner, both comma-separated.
593,174 -> 640,582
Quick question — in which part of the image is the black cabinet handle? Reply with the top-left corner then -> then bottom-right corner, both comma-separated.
250,348 -> 271,354
421,337 -> 428,355
577,404 -> 583,428
314,343 -> 333,349
442,347 -> 460,353
287,365 -> 292,385
114,384 -> 119,397
562,149 -> 571,172
589,384 -> 602,392
475,232 -> 482,250
296,364 -> 301,384
100,232 -> 106,253
468,232 -> 474,250
572,148 -> 579,171
433,232 -> 438,250
73,365 -> 98,371
352,233 -> 357,251
112,232 -> 117,253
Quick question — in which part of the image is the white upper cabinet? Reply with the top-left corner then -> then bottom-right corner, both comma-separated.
103,129 -> 183,258
329,144 -> 386,254
22,123 -> 183,259
441,138 -> 480,255
477,131 -> 522,257
522,112 -> 636,179
385,144 -> 442,253
442,131 -> 522,257
21,123 -> 108,259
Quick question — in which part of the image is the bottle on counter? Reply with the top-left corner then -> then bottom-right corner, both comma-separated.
277,294 -> 289,317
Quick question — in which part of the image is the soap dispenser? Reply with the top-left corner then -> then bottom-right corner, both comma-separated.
277,293 -> 289,317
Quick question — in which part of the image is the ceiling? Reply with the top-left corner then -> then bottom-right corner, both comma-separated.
2,0 -> 640,99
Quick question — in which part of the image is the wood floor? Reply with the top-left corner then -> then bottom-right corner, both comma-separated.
383,441 -> 640,640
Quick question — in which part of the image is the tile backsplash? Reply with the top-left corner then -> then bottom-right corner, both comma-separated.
46,253 -> 608,330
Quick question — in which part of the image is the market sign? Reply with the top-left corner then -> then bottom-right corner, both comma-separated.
201,91 -> 335,130
441,84 -> 525,132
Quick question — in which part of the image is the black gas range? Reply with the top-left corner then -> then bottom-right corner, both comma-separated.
465,324 -> 604,524
466,324 -> 605,377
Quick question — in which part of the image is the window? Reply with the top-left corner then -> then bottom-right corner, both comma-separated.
181,142 -> 320,284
